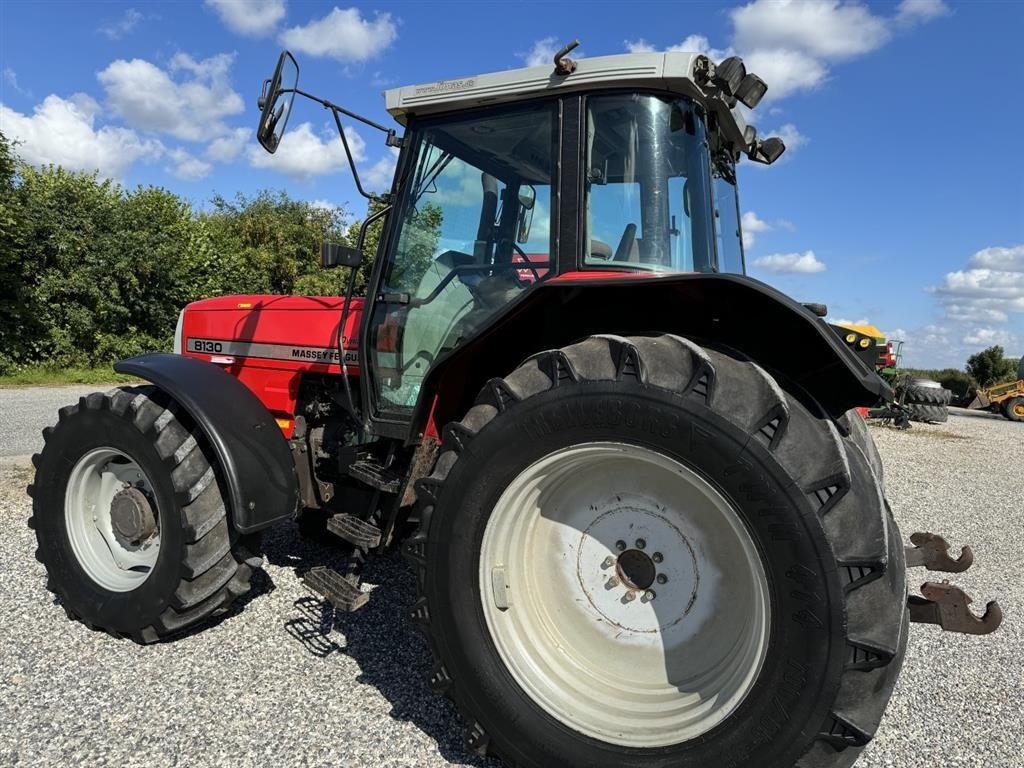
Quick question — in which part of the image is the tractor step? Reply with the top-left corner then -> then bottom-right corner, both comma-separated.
348,458 -> 402,494
908,581 -> 1002,635
303,566 -> 369,612
327,513 -> 382,550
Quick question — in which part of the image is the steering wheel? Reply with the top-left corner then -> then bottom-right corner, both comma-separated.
511,242 -> 543,282
613,223 -> 637,262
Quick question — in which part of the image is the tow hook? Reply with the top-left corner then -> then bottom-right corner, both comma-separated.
908,582 -> 1002,635
905,532 -> 973,572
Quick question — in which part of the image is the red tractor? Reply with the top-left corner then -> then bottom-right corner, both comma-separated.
28,43 -> 999,768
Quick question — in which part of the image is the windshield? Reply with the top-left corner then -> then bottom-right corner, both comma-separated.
585,94 -> 727,273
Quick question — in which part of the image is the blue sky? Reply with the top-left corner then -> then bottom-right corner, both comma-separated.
1,0 -> 1022,368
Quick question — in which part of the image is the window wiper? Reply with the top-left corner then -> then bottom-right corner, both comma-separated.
412,151 -> 455,203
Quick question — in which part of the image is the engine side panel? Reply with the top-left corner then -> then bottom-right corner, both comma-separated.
178,294 -> 362,436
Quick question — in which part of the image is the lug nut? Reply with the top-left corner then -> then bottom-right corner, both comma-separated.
605,576 -> 620,589
601,556 -> 616,569
615,540 -> 627,551
635,538 -> 646,550
652,552 -> 663,563
622,591 -> 636,603
656,574 -> 668,584
644,590 -> 656,601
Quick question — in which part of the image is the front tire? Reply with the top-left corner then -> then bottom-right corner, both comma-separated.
406,335 -> 908,768
1003,396 -> 1024,422
28,387 -> 262,643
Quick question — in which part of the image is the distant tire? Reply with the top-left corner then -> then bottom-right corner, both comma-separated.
905,403 -> 948,424
407,335 -> 907,768
28,386 -> 263,643
1004,397 -> 1024,422
901,384 -> 952,406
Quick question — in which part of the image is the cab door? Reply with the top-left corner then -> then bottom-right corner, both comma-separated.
360,99 -> 559,435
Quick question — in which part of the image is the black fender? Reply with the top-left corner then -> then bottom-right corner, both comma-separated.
412,272 -> 892,438
114,353 -> 298,533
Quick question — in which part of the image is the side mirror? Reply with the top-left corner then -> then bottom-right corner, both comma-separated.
321,242 -> 363,269
257,51 -> 299,154
516,184 -> 536,244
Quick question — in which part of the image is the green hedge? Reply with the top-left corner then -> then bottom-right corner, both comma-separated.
0,131 -> 351,375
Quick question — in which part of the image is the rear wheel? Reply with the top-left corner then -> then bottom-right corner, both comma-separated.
28,387 -> 263,642
901,383 -> 951,406
1004,396 -> 1024,422
905,403 -> 948,424
406,335 -> 908,768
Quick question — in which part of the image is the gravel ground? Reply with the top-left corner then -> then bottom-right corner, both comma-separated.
0,407 -> 1020,767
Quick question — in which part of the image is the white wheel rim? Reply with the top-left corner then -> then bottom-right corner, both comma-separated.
65,447 -> 161,592
480,442 -> 770,748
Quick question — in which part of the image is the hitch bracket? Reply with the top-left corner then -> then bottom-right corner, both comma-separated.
908,581 -> 1002,635
905,531 -> 974,573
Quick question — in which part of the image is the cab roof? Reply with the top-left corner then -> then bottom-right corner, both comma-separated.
384,51 -> 756,158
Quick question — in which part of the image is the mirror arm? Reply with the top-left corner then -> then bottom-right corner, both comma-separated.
330,108 -> 377,202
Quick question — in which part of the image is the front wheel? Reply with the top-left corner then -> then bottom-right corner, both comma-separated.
28,387 -> 262,642
1003,396 -> 1024,422
406,335 -> 908,768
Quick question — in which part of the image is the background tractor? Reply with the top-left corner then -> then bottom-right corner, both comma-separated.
27,43 -> 999,768
968,357 -> 1024,421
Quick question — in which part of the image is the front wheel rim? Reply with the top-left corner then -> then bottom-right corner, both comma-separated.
479,442 -> 771,748
65,447 -> 161,592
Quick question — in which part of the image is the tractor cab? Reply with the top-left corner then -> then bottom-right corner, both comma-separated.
256,43 -> 787,422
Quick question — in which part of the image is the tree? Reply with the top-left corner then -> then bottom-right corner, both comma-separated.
966,345 -> 1017,388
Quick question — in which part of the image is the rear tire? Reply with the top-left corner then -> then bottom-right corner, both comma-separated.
901,384 -> 951,406
405,335 -> 908,768
905,403 -> 948,424
28,387 -> 263,643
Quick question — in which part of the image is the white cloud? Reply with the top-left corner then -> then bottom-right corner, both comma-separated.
831,317 -> 872,327
99,8 -> 143,40
0,94 -> 162,180
2,67 -> 31,98
205,127 -> 250,162
967,244 -> 1024,273
361,147 -> 398,191
630,1 -> 947,104
205,0 -> 286,37
98,53 -> 244,142
895,0 -> 951,25
752,250 -> 826,273
743,48 -> 829,100
168,147 -> 213,180
769,122 -> 809,151
963,326 -> 1018,347
247,121 -> 365,181
626,34 -> 733,62
279,7 -> 397,62
741,210 -> 770,249
732,0 -> 890,61
518,37 -> 564,68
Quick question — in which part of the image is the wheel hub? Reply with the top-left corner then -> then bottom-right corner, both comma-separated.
576,504 -> 700,634
64,447 -> 161,592
614,548 -> 655,591
109,486 -> 157,547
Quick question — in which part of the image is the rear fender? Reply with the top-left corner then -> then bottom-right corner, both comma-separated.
411,273 -> 891,440
114,353 -> 299,533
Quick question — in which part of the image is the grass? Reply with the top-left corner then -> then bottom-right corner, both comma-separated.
0,363 -> 141,388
